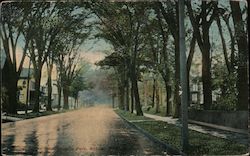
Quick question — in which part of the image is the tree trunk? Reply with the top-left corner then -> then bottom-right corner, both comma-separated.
130,51 -> 143,115
187,35 -> 196,106
152,78 -> 156,108
187,72 -> 191,106
202,28 -> 212,110
4,60 -> 18,114
165,83 -> 171,116
130,52 -> 143,116
230,1 -> 249,110
125,61 -> 130,111
112,95 -> 115,108
144,80 -> 148,106
118,84 -> 125,110
130,21 -> 143,116
131,74 -> 143,116
63,85 -> 69,109
6,77 -> 18,114
173,40 -> 181,118
197,83 -> 201,105
125,76 -> 129,111
74,97 -> 77,109
216,17 -> 231,74
223,17 -> 236,69
76,97 -> 79,108
130,81 -> 134,113
155,80 -> 160,113
46,64 -> 53,111
57,85 -> 61,111
33,68 -> 42,113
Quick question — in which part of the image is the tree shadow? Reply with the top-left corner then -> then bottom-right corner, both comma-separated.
2,134 -> 16,155
53,120 -> 78,156
24,129 -> 39,155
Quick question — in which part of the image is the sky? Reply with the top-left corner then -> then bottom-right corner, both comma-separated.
15,38 -> 111,85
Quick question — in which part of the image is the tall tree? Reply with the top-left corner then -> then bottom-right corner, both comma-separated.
61,46 -> 84,109
154,7 -> 172,116
230,1 -> 248,110
28,2 -> 90,112
28,2 -> 62,112
158,1 -> 181,117
1,2 -> 33,114
91,2 -> 145,115
186,1 -> 218,110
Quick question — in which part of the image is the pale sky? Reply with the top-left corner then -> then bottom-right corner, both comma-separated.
16,38 -> 110,85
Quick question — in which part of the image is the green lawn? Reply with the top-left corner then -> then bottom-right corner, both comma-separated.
116,109 -> 248,155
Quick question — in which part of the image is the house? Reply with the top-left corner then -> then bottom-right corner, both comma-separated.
17,68 -> 35,105
38,79 -> 61,109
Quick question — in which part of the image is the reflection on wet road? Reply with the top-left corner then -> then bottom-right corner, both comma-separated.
2,105 -> 167,155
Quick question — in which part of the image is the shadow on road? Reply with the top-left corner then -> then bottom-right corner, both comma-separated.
24,129 -> 38,155
2,106 -> 167,155
2,134 -> 15,154
97,117 -> 166,155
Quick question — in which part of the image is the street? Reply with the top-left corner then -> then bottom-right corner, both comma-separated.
2,105 -> 167,155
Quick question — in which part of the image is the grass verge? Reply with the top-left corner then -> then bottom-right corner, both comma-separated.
5,109 -> 71,120
114,109 -> 152,121
116,109 -> 248,155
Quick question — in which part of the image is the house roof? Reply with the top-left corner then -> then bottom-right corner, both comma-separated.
20,68 -> 34,78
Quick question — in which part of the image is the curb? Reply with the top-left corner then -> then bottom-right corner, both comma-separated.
2,115 -> 23,121
116,112 -> 185,156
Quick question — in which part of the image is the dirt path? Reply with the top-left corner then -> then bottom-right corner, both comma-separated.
1,105 -> 167,155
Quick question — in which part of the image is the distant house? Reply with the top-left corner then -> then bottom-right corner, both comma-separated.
40,79 -> 59,109
17,68 -> 35,105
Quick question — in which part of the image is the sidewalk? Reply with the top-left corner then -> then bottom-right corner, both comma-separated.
143,113 -> 249,145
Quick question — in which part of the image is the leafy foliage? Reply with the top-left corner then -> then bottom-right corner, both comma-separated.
211,54 -> 237,110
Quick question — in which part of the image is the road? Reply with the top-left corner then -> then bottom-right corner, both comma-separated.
1,105 -> 168,155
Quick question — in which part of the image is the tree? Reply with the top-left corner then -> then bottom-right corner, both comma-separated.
27,2 -> 90,112
91,2 -> 146,115
1,2 -> 33,114
61,49 -> 83,109
97,52 -> 126,110
186,1 -> 218,110
179,0 -> 189,151
157,1 -> 181,117
70,75 -> 86,109
154,6 -> 172,116
230,1 -> 248,110
27,2 -> 64,113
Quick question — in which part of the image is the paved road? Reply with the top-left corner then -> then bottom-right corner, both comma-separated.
2,105 -> 167,155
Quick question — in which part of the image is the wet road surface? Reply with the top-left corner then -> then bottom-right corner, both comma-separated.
2,105 -> 168,155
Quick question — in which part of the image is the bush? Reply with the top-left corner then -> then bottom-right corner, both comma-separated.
17,102 -> 27,111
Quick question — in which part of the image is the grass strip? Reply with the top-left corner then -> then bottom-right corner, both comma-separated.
115,109 -> 152,121
116,109 -> 248,155
6,109 -> 71,120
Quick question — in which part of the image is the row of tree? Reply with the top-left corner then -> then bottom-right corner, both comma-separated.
1,1 -> 248,115
94,1 -> 248,116
1,2 -> 89,114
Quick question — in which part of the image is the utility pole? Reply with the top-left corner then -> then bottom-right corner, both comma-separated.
178,0 -> 189,153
